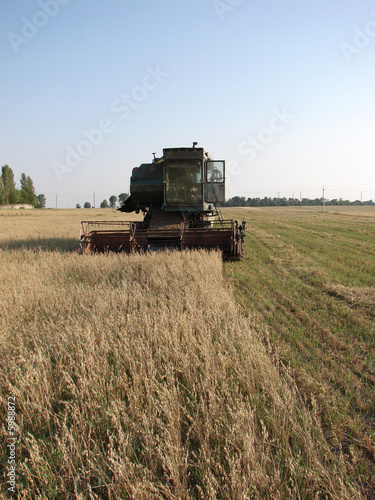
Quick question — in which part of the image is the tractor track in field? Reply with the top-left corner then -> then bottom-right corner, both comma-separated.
225,221 -> 375,496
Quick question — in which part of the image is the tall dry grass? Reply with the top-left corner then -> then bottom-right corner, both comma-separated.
0,246 -> 362,498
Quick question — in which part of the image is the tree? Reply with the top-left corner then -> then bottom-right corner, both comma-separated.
1,165 -> 19,204
100,199 -> 109,208
118,193 -> 129,204
76,203 -> 81,209
109,195 -> 118,208
0,165 -> 45,207
20,173 -> 38,206
0,177 -> 5,204
37,194 -> 46,208
84,202 -> 91,208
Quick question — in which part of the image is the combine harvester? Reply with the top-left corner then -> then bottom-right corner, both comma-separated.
80,144 -> 245,259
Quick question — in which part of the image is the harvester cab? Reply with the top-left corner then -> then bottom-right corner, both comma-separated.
80,144 -> 245,259
119,145 -> 225,216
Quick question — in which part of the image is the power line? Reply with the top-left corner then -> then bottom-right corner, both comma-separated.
226,185 -> 374,197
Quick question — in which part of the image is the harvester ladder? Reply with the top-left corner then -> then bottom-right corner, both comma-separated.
180,221 -> 185,250
216,205 -> 225,226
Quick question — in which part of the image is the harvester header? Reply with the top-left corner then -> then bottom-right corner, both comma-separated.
80,144 -> 245,259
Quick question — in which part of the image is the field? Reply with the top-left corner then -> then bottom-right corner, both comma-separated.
0,206 -> 374,499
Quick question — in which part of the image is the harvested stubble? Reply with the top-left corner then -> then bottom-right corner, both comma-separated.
0,249 -> 360,499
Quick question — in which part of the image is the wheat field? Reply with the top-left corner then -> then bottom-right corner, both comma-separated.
0,208 -> 369,498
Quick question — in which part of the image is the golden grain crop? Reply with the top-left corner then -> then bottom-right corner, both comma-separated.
0,210 -> 363,498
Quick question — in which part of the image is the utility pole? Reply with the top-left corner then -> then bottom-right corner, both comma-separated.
93,192 -> 96,208
56,193 -> 57,209
322,186 -> 325,212
361,191 -> 363,203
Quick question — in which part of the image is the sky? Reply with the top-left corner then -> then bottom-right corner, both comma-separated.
0,0 -> 374,208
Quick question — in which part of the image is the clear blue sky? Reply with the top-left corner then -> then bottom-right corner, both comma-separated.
1,0 -> 374,207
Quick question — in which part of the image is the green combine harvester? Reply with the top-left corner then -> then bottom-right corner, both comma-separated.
80,143 -> 245,259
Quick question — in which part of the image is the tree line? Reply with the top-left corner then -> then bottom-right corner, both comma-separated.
0,165 -> 45,208
223,196 -> 375,207
77,194 -> 375,209
76,193 -> 129,209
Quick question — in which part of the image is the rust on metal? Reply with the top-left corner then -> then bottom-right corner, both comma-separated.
80,145 -> 246,260
80,219 -> 246,260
